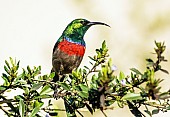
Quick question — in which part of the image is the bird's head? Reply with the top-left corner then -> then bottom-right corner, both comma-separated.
63,18 -> 110,39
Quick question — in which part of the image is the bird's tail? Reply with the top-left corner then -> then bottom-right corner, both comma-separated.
64,97 -> 76,117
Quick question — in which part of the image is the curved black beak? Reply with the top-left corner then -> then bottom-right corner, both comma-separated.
87,21 -> 111,28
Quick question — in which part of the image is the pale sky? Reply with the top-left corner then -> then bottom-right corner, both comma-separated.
0,0 -> 170,116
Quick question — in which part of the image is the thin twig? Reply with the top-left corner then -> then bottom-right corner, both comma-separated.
42,108 -> 66,111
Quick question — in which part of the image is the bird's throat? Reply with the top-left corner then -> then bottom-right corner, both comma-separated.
64,36 -> 86,46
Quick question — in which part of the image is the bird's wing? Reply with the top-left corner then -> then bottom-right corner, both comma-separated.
53,38 -> 63,54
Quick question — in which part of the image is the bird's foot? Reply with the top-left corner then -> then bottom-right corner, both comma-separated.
53,84 -> 59,99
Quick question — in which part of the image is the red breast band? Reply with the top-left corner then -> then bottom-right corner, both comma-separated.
58,40 -> 86,57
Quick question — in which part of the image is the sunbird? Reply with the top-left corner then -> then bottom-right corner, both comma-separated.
52,18 -> 110,81
51,18 -> 110,116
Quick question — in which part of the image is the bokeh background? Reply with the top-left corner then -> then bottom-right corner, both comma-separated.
0,0 -> 170,116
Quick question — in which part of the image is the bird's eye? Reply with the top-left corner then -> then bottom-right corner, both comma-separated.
80,20 -> 88,25
80,20 -> 85,24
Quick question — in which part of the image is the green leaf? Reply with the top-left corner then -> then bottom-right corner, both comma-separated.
59,82 -> 70,91
33,100 -> 44,108
0,96 -> 16,112
48,112 -> 58,116
130,68 -> 143,75
160,69 -> 169,74
122,93 -> 143,100
85,103 -> 93,114
2,73 -> 10,86
78,91 -> 88,98
150,69 -> 155,83
72,71 -> 78,78
89,61 -> 94,65
91,74 -> 98,83
79,84 -> 88,92
27,66 -> 32,74
167,105 -> 170,110
146,58 -> 153,62
144,110 -> 152,116
49,72 -> 55,78
117,100 -> 124,108
88,56 -> 95,61
155,41 -> 161,48
96,49 -> 100,54
0,86 -> 6,91
152,109 -> 159,115
84,66 -> 90,70
119,71 -> 125,81
23,87 -> 29,95
19,99 -> 25,117
34,94 -> 51,99
31,83 -> 43,91
40,85 -> 52,95
29,107 -> 40,117
9,57 -> 14,66
73,85 -> 81,91
4,65 -> 10,75
15,95 -> 25,101
127,101 -> 142,117
102,40 -> 106,49
16,60 -> 20,70
5,60 -> 10,69
159,92 -> 169,98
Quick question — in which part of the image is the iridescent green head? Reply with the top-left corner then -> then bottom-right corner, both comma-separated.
62,18 -> 110,39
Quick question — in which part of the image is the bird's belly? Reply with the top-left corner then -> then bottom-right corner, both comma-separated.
58,40 -> 86,57
52,40 -> 85,74
53,49 -> 83,74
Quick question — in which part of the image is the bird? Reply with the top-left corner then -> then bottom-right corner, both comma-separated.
51,18 -> 110,81
51,18 -> 110,117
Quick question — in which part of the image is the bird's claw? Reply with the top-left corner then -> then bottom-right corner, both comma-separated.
53,84 -> 59,99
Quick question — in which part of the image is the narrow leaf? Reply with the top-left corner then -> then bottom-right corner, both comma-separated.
144,110 -> 152,116
49,72 -> 55,78
79,84 -> 88,92
33,100 -> 44,108
27,66 -> 32,74
130,68 -> 143,75
122,93 -> 143,100
152,109 -> 159,115
89,61 -> 94,65
166,105 -> 170,110
59,82 -> 70,91
5,60 -> 10,69
29,107 -> 40,117
102,40 -> 106,49
88,56 -> 95,61
15,95 -> 25,101
146,58 -> 154,63
40,85 -> 52,95
119,71 -> 125,81
127,101 -> 142,117
34,94 -> 51,99
160,69 -> 169,74
31,83 -> 43,91
85,103 -> 93,114
0,86 -> 6,91
4,65 -> 10,75
16,60 -> 20,70
2,73 -> 10,86
19,99 -> 25,117
84,66 -> 90,70
49,112 -> 58,116
9,57 -> 14,66
78,91 -> 88,98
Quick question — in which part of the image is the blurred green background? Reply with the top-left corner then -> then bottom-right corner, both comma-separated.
0,0 -> 170,116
